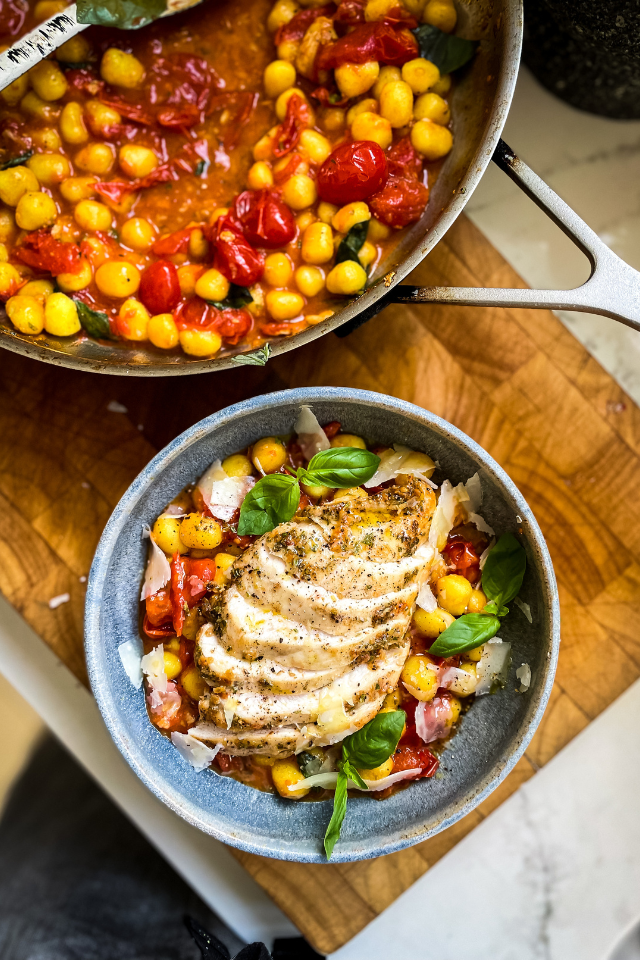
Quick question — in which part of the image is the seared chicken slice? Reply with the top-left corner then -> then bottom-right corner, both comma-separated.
193,478 -> 436,756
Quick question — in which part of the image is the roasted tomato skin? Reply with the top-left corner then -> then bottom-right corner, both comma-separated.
443,537 -> 481,584
139,260 -> 181,315
233,190 -> 296,249
317,140 -> 388,205
368,175 -> 429,228
214,308 -> 253,345
212,214 -> 265,286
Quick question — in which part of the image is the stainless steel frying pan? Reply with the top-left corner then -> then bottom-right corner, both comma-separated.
0,0 -> 638,376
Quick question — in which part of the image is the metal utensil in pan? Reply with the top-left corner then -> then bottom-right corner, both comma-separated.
0,0 -> 637,376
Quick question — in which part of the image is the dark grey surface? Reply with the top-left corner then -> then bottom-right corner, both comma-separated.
523,0 -> 640,118
0,736 -> 243,960
85,387 -> 560,863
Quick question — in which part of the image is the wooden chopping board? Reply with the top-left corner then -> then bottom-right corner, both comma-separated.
1,213 -> 639,956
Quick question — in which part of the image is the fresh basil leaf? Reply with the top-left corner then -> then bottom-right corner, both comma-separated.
206,283 -> 253,311
1,150 -> 34,170
324,770 -> 348,860
232,343 -> 271,367
59,61 -> 92,71
74,299 -> 116,340
481,533 -> 527,609
194,159 -> 206,177
342,759 -> 367,791
335,221 -> 369,266
237,473 -> 300,536
412,24 -> 478,74
299,447 -> 381,489
428,613 -> 501,657
342,710 -> 405,769
76,0 -> 166,29
483,600 -> 509,618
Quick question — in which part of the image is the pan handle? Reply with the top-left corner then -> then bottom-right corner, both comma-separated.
337,138 -> 640,338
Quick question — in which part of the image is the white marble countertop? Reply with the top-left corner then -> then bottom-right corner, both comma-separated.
1,64 -> 640,960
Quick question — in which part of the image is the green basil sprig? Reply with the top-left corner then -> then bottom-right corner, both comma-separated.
237,474 -> 300,536
429,533 -> 527,657
238,447 -> 380,536
77,0 -> 166,29
1,151 -> 34,171
481,532 -> 527,616
324,710 -> 405,859
297,447 -> 380,488
74,299 -> 116,340
335,221 -> 368,266
412,24 -> 478,75
206,283 -> 253,311
232,343 -> 271,367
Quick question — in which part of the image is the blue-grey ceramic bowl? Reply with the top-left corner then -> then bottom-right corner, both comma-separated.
85,387 -> 560,863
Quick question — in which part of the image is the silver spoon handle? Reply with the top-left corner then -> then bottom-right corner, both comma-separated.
0,4 -> 87,92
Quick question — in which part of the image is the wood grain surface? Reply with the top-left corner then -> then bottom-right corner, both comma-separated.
1,214 -> 639,955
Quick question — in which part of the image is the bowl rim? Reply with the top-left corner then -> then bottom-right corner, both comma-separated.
85,386 -> 560,862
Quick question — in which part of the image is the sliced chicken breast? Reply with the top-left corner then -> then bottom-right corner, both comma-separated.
191,477 -> 436,757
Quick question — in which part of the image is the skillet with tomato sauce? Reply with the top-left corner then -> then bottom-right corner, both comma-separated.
0,0 -> 455,358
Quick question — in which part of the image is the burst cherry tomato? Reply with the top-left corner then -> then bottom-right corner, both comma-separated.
173,297 -> 214,329
392,744 -> 439,778
443,537 -> 481,583
233,190 -> 296,248
317,141 -> 388,205
386,136 -> 423,180
214,308 -> 253,345
14,230 -> 81,276
368,175 -> 429,228
213,214 -> 265,285
317,21 -> 418,70
145,589 -> 173,627
139,260 -> 181,315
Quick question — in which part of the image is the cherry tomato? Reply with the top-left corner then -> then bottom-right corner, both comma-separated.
145,589 -> 173,626
139,260 -> 181,316
275,4 -> 335,44
317,141 -> 388,205
442,537 -> 481,583
233,190 -> 296,249
184,558 -> 216,603
152,227 -> 195,257
214,308 -> 253,345
170,553 -> 187,637
368,175 -> 429,228
213,213 -> 265,285
273,93 -> 313,157
173,297 -> 215,330
317,21 -> 418,70
14,230 -> 81,276
392,744 -> 439,778
386,136 -> 423,180
333,0 -> 366,25
143,615 -> 175,639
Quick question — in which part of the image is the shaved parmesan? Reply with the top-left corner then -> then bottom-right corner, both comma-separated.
118,639 -> 143,689
162,503 -> 187,518
48,593 -> 70,609
294,405 -> 330,460
416,581 -> 437,612
141,643 -> 167,694
514,597 -> 533,623
364,445 -> 436,489
440,666 -> 477,697
516,663 -> 532,692
461,473 -> 495,536
479,542 -> 493,570
476,639 -> 511,696
428,479 -> 463,550
171,732 -> 221,771
223,697 -> 238,730
148,682 -> 181,725
140,526 -> 171,600
197,459 -> 255,522
289,767 -> 423,793
415,696 -> 455,743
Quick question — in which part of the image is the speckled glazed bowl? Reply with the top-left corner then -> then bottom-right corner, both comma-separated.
85,387 -> 560,863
